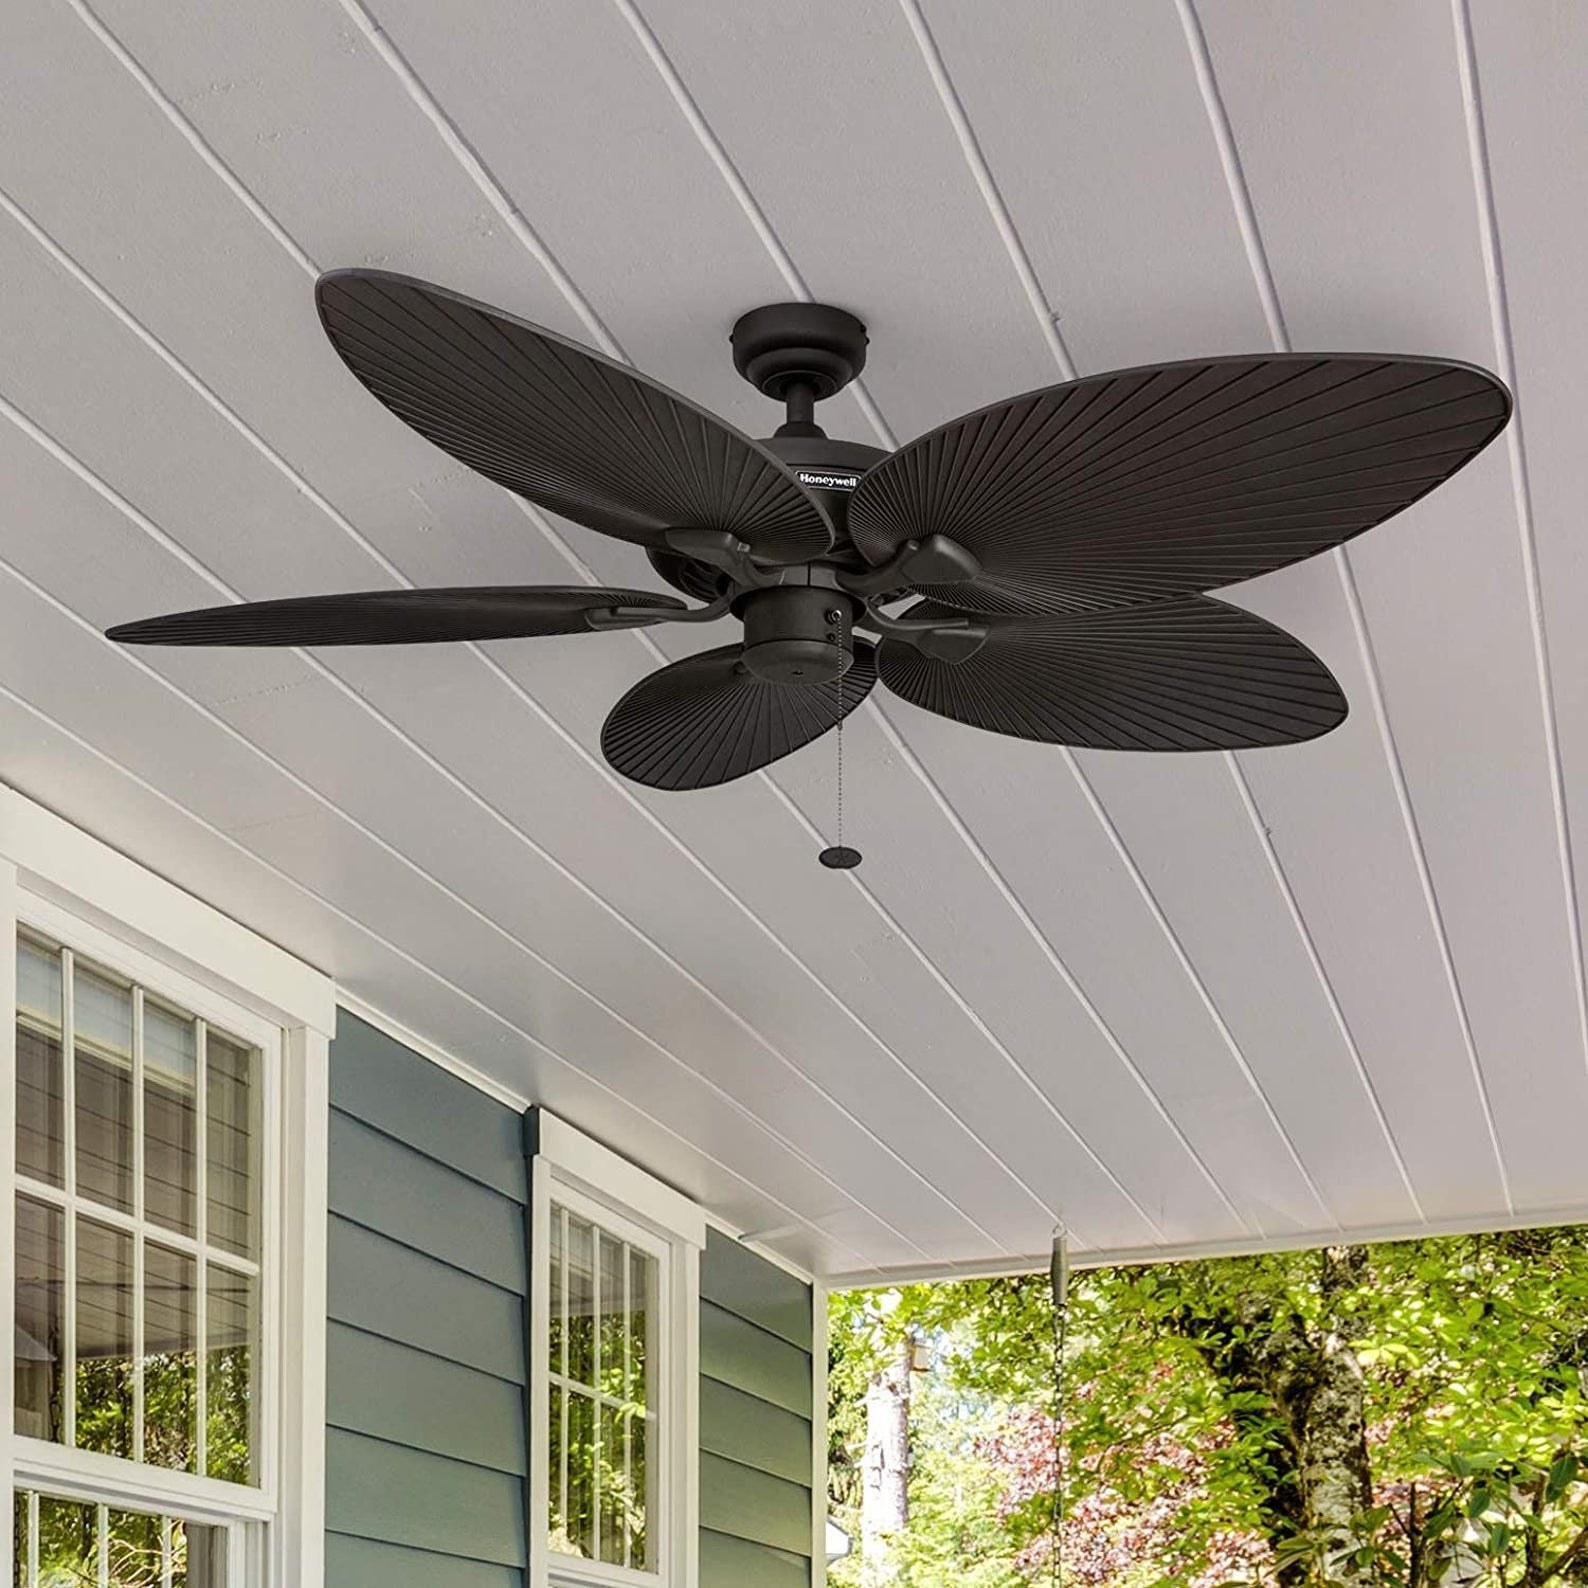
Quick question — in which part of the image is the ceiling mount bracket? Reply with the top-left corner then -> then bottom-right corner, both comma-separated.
730,302 -> 869,407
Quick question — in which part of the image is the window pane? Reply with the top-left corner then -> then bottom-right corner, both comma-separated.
15,1194 -> 64,1441
599,1400 -> 628,1566
205,1263 -> 256,1484
174,1518 -> 228,1588
106,1507 -> 161,1587
547,1209 -> 661,1570
75,965 -> 134,1214
566,1389 -> 596,1559
566,1214 -> 595,1389
548,1383 -> 566,1553
599,1231 -> 625,1402
76,1218 -> 135,1459
36,1495 -> 95,1586
633,1411 -> 652,1572
629,1245 -> 654,1413
205,1033 -> 255,1259
144,1243 -> 197,1473
11,1490 -> 25,1588
17,937 -> 64,1186
548,1207 -> 564,1378
143,1001 -> 197,1238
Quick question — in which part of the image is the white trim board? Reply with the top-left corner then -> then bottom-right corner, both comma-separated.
530,1113 -> 702,1588
701,1208 -> 816,1287
825,1201 -> 1588,1289
335,991 -> 532,1112
0,784 -> 334,1036
1,798 -> 332,1588
533,1107 -> 706,1252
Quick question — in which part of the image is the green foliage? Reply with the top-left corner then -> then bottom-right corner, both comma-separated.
829,1225 -> 1588,1588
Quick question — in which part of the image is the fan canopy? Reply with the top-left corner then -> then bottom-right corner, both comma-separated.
103,270 -> 1513,795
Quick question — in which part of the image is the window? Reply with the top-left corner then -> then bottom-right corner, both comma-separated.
12,1485 -> 235,1586
547,1193 -> 661,1573
530,1114 -> 705,1588
2,786 -> 335,1588
14,933 -> 261,1484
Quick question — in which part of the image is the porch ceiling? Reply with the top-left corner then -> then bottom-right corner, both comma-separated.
2,0 -> 1585,1282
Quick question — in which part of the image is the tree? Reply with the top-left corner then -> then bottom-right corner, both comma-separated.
863,1335 -> 914,1587
830,1226 -> 1588,1588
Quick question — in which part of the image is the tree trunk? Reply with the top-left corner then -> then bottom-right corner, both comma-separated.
1175,1248 -> 1375,1588
861,1337 -> 913,1588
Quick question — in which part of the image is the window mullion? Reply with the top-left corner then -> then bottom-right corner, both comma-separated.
560,1204 -> 569,1553
622,1240 -> 632,1574
195,1016 -> 209,1479
61,944 -> 78,1449
160,1513 -> 173,1588
593,1226 -> 603,1566
96,1501 -> 109,1588
132,985 -> 146,1464
11,1178 -> 257,1272
26,1490 -> 40,1588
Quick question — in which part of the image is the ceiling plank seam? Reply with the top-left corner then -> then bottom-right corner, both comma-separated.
0,180 -> 1020,1252
61,0 -> 317,275
1448,0 -> 1588,1089
893,0 -> 1078,380
331,0 -> 627,361
0,623 -> 880,1279
894,0 -> 1340,1228
1220,757 -> 1426,1222
865,703 -> 1259,1236
0,222 -> 978,1266
600,0 -> 1250,1239
0,500 -> 938,1268
607,0 -> 901,451
1171,0 -> 1513,1214
38,4 -> 1063,1256
289,0 -> 1179,1242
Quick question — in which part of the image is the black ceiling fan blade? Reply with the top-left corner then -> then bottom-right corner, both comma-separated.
316,270 -> 833,566
876,598 -> 1346,750
107,586 -> 685,647
602,643 -> 876,790
850,353 -> 1510,615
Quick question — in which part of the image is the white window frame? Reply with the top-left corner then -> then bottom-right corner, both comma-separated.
0,787 -> 334,1588
529,1112 -> 704,1588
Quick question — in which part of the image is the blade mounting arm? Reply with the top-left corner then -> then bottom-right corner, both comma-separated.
858,601 -> 989,663
835,535 -> 981,600
585,592 -> 734,630
663,529 -> 783,591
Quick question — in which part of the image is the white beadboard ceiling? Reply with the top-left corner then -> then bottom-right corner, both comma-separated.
2,0 -> 1585,1283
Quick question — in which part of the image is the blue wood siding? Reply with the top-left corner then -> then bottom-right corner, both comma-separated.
327,1011 -> 528,1586
699,1229 -> 816,1588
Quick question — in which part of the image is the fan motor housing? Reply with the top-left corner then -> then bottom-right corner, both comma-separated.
735,584 -> 860,685
760,433 -> 890,548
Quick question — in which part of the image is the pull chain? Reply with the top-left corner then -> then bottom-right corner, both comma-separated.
837,694 -> 844,849
818,615 -> 862,870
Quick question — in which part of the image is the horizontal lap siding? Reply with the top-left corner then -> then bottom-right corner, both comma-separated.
699,1230 -> 816,1588
327,1012 -> 528,1583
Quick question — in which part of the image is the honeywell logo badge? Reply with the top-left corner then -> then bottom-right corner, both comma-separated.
795,468 -> 862,492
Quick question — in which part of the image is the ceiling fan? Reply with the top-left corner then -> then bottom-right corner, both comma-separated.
109,270 -> 1511,799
